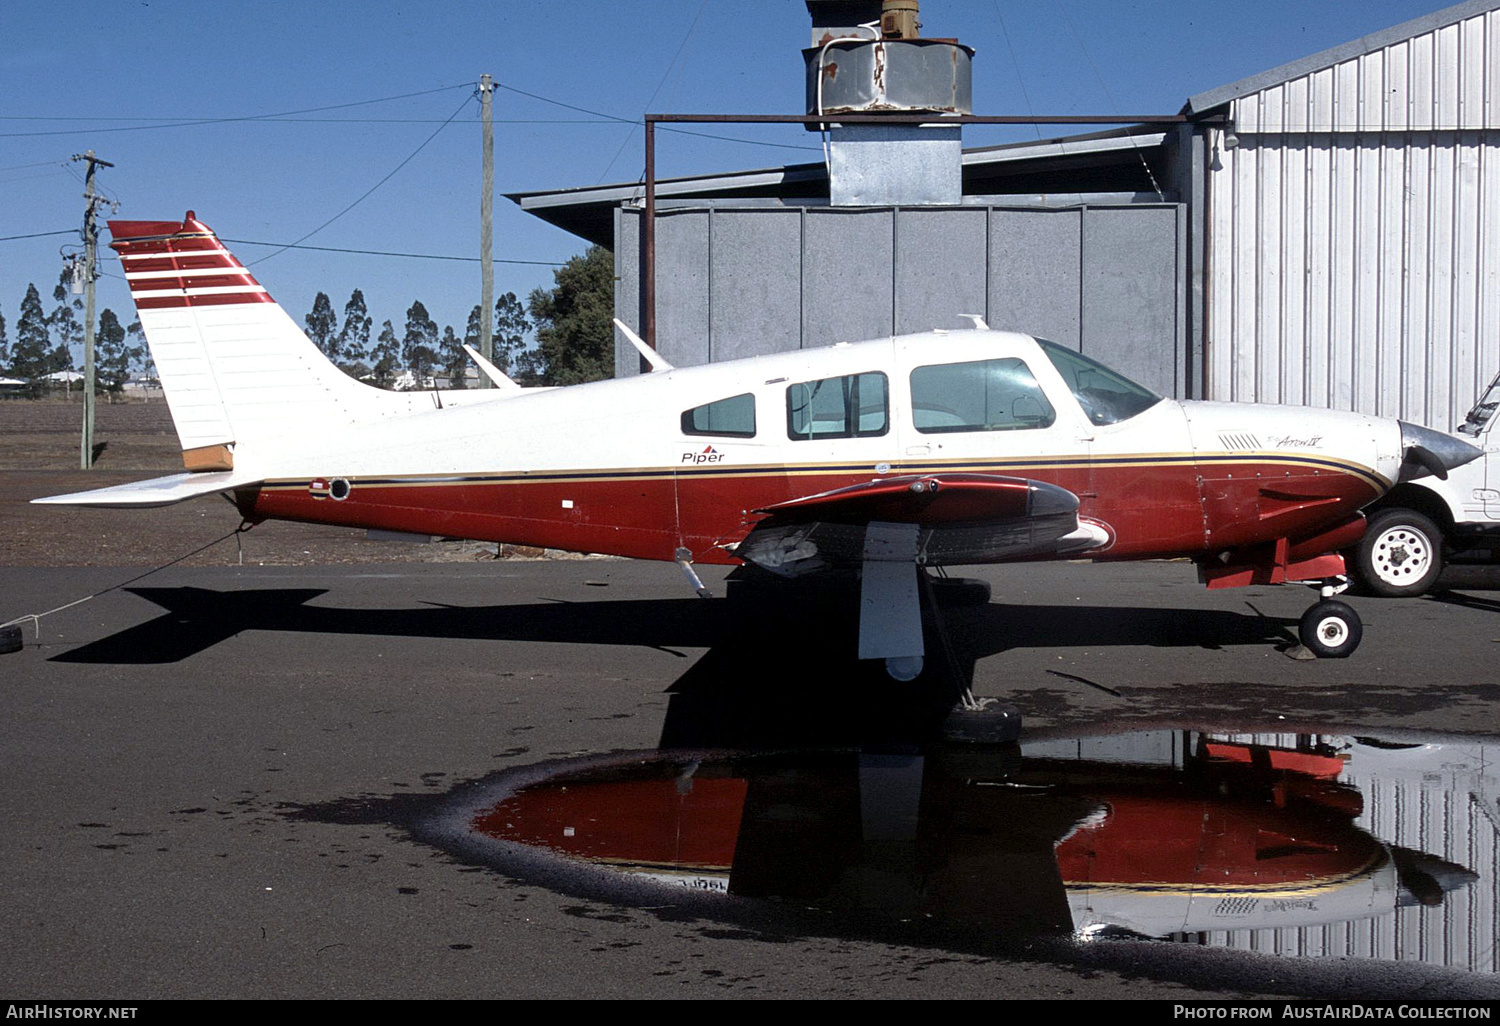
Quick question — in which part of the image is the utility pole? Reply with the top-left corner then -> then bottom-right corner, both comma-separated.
73,150 -> 113,469
479,73 -> 495,386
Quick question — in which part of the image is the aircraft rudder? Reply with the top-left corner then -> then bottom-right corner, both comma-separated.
110,212 -> 370,459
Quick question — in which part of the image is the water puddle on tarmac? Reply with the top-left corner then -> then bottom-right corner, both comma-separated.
419,729 -> 1500,977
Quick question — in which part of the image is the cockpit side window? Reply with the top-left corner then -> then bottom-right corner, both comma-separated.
681,393 -> 756,438
910,358 -> 1056,434
1036,339 -> 1162,426
787,372 -> 888,440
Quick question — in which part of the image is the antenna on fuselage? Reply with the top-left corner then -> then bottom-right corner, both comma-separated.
614,318 -> 674,372
958,314 -> 990,330
463,344 -> 523,391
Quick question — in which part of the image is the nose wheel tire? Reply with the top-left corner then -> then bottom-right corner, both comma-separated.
1299,600 -> 1363,658
1354,510 -> 1443,597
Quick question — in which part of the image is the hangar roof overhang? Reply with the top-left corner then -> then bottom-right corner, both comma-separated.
507,124 -> 1174,247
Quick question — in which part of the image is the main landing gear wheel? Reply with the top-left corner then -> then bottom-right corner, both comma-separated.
1299,600 -> 1362,658
1356,510 -> 1443,597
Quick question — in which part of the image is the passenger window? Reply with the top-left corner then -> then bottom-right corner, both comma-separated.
681,393 -> 756,437
910,358 -> 1056,433
787,372 -> 888,440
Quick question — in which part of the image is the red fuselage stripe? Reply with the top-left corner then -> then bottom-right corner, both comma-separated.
246,460 -> 1381,565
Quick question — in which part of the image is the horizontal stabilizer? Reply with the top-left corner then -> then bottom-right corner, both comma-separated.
31,471 -> 263,509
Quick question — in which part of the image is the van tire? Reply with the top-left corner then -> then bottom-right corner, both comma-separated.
1355,510 -> 1443,597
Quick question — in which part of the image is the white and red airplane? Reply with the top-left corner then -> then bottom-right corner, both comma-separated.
36,213 -> 1482,674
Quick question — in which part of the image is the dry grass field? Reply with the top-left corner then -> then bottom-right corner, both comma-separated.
0,397 -> 513,567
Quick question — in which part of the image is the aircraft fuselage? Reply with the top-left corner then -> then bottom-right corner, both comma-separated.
234,330 -> 1400,577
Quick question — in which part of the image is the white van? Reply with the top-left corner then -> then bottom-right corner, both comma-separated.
1350,372 -> 1500,595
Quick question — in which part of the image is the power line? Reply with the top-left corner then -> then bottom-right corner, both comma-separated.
596,0 -> 709,183
248,92 -> 478,267
1054,0 -> 1164,201
0,116 -> 632,125
0,229 -> 77,242
0,157 -> 72,171
658,124 -> 820,153
0,82 -> 474,139
219,238 -> 563,265
993,1 -> 1044,142
494,80 -> 820,153
4,79 -> 819,153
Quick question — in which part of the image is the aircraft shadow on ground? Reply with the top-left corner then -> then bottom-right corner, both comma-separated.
50,580 -> 1296,668
51,577 -> 1298,746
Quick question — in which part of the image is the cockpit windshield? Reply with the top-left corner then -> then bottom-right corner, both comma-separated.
1036,339 -> 1162,426
1458,370 -> 1500,437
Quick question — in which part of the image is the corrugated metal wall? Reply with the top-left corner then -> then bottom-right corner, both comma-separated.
1204,735 -> 1500,974
1208,7 -> 1500,430
616,202 -> 1187,397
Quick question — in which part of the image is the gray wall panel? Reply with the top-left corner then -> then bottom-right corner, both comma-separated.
1082,206 -> 1181,396
709,209 -> 803,361
618,201 -> 1188,398
653,209 -> 711,368
614,208 -> 638,379
988,208 -> 1082,348
802,208 -> 894,346
893,207 -> 988,334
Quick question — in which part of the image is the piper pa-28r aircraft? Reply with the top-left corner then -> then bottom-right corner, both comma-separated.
38,213 -> 1482,677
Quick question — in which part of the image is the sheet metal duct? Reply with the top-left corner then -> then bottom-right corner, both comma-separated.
803,2 -> 973,206
805,39 -> 973,117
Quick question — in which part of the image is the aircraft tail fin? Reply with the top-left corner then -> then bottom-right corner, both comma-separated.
112,213 -> 381,471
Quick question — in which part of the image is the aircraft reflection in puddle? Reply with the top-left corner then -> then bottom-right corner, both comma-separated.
465,731 -> 1499,971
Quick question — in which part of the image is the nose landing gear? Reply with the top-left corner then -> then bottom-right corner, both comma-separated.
1298,577 -> 1362,658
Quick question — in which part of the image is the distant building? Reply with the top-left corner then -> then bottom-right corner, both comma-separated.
510,0 -> 1500,431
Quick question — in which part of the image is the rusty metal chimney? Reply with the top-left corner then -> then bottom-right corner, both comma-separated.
804,0 -> 972,205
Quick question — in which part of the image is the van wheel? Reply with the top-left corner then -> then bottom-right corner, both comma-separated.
1355,510 -> 1443,597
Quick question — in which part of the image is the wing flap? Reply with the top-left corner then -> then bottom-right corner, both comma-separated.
31,471 -> 263,509
755,473 -> 1078,524
738,473 -> 1100,575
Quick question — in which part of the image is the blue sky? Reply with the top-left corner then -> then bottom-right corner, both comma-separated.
0,0 -> 1456,358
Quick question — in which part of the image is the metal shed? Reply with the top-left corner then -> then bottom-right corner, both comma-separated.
1186,0 -> 1500,430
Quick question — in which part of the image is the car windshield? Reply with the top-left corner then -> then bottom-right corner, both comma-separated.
1036,339 -> 1162,426
1458,371 -> 1500,437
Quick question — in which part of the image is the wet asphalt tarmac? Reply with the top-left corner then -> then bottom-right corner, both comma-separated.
3,557 -> 1500,1000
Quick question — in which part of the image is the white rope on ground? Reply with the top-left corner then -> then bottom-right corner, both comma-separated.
1,523 -> 254,639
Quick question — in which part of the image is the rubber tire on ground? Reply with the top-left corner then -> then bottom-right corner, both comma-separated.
0,624 -> 21,655
1299,599 -> 1363,658
1355,509 -> 1444,597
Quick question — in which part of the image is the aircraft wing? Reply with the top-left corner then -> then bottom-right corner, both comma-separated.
31,471 -> 263,509
736,473 -> 1102,576
732,473 -> 1104,680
